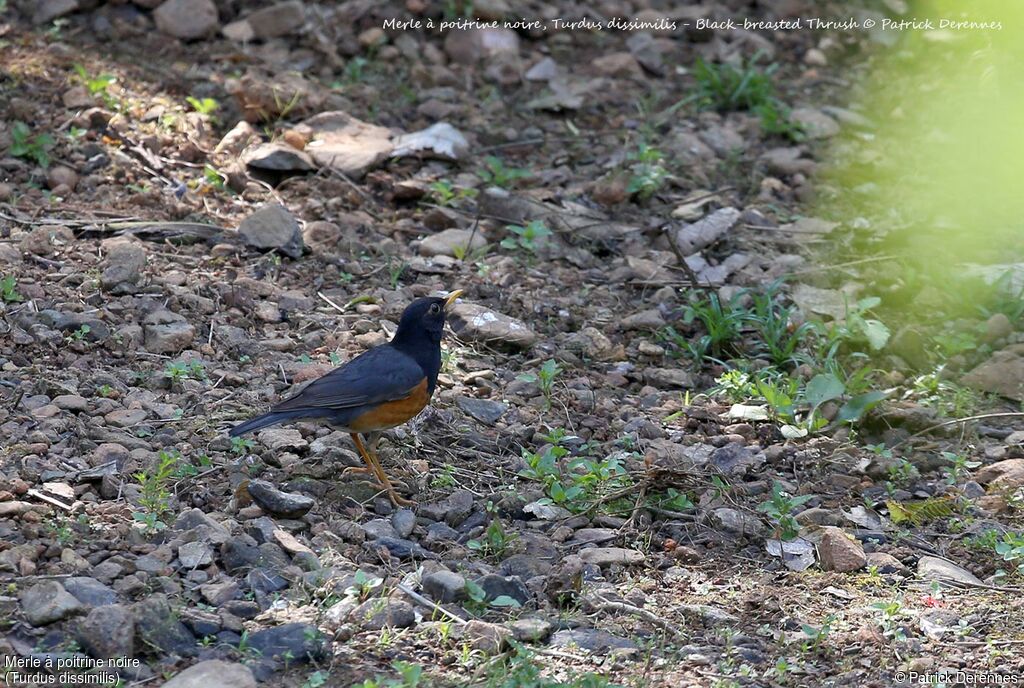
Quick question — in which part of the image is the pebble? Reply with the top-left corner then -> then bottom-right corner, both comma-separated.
162,660 -> 256,688
246,480 -> 315,518
20,581 -> 85,626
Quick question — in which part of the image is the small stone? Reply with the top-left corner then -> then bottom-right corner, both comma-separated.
509,617 -> 553,642
643,368 -> 695,389
550,628 -> 637,654
143,309 -> 195,354
422,570 -> 467,603
241,142 -> 315,172
243,1 -> 305,39
77,604 -> 134,659
53,394 -> 89,412
47,165 -> 79,191
961,345 -> 1024,401
246,480 -> 314,518
20,581 -> 85,626
178,542 -> 214,568
238,204 -> 305,259
353,599 -> 416,630
246,623 -> 325,663
419,228 -> 486,257
464,620 -> 511,653
480,573 -> 531,606
133,595 -> 196,655
162,660 -> 256,688
154,0 -> 219,40
456,397 -> 507,425
391,509 -> 416,539
984,313 -> 1014,343
818,526 -> 867,572
64,577 -> 118,607
448,303 -> 537,351
789,108 -> 841,139
620,308 -> 665,330
593,52 -> 642,78
917,556 -> 982,585
865,552 -> 906,574
33,0 -> 78,24
578,548 -> 645,567
256,428 -> 308,452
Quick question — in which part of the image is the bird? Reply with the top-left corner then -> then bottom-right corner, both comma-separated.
229,290 -> 463,506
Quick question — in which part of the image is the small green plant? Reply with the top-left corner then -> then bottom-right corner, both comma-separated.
202,165 -> 227,191
1,275 -> 24,303
342,56 -> 369,84
710,369 -> 755,403
755,100 -> 806,141
10,121 -> 55,167
96,384 -> 114,398
133,449 -> 179,533
428,179 -> 477,207
67,323 -> 91,342
692,55 -> 776,112
231,436 -> 254,455
517,359 -> 562,410
501,220 -> 552,256
886,458 -> 920,489
800,614 -> 835,654
387,259 -> 408,289
757,481 -> 813,541
72,64 -> 117,107
430,463 -> 457,489
345,570 -> 384,601
478,155 -> 530,188
626,141 -> 668,200
994,532 -> 1024,578
186,96 -> 219,117
302,670 -> 329,688
679,291 -> 748,361
872,599 -> 907,641
941,451 -> 981,486
165,359 -> 207,381
485,642 -> 621,687
748,284 -> 815,367
467,503 -> 517,559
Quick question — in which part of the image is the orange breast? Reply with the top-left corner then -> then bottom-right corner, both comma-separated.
348,378 -> 431,432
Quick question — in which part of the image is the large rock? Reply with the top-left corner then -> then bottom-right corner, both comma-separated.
817,526 -> 866,572
143,309 -> 195,353
448,302 -> 537,351
422,570 -> 467,603
20,581 -> 85,626
154,0 -> 219,40
237,204 -> 304,259
76,604 -> 134,659
962,345 -> 1024,401
163,660 -> 256,688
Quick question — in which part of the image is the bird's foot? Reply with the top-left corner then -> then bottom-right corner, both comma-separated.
342,466 -> 374,477
385,488 -> 416,507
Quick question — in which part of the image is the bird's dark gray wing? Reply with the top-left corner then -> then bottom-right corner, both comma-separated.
270,345 -> 425,412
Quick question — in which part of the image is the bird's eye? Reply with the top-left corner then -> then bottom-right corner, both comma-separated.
429,303 -> 441,314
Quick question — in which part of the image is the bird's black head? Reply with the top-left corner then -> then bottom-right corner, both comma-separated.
392,291 -> 463,346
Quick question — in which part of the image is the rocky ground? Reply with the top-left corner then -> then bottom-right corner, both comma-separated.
2,1 -> 1024,687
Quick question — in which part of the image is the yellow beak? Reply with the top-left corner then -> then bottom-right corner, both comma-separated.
444,289 -> 464,311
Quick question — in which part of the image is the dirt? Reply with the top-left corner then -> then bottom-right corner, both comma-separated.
2,1 -> 1023,687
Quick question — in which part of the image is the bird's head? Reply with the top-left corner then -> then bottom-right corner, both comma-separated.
394,290 -> 463,343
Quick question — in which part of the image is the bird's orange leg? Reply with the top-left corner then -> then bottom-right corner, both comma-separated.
350,433 -> 414,506
347,433 -> 386,481
366,433 -> 415,507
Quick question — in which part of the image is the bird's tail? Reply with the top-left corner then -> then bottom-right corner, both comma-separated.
228,409 -> 312,437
